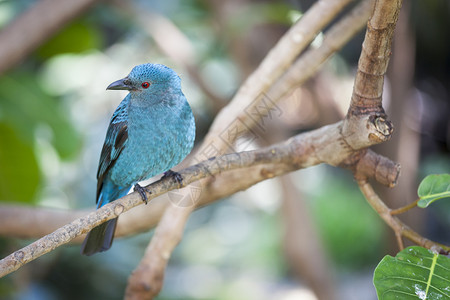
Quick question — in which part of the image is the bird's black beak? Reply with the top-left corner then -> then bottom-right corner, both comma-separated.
106,78 -> 133,90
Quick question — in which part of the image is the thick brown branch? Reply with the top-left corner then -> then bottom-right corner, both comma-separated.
353,149 -> 400,187
348,0 -> 403,114
338,0 -> 404,170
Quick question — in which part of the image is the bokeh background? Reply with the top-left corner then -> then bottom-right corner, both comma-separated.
0,0 -> 449,299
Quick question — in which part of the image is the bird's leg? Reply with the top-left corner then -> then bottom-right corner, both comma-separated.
134,183 -> 151,204
161,169 -> 183,188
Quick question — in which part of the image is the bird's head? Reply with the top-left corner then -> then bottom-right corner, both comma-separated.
107,63 -> 181,93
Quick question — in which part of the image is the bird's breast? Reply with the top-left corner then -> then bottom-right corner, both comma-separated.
109,100 -> 195,186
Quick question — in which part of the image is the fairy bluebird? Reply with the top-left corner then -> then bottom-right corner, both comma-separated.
81,63 -> 195,255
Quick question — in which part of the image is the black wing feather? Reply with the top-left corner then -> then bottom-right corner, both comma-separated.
96,98 -> 130,203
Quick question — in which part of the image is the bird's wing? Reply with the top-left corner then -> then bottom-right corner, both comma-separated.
96,96 -> 130,202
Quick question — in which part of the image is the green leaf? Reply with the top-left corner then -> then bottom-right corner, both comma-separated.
0,123 -> 40,204
417,174 -> 450,208
373,246 -> 450,300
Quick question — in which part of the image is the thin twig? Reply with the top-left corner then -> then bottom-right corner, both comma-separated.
395,231 -> 405,251
390,198 -> 419,215
357,179 -> 449,253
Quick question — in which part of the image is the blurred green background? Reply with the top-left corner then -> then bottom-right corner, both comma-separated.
0,0 -> 449,299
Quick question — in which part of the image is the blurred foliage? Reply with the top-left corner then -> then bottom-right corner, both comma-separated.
0,73 -> 81,160
40,248 -> 127,300
412,0 -> 450,79
309,170 -> 385,269
0,123 -> 39,203
225,2 -> 295,36
36,20 -> 102,59
0,71 -> 81,204
0,72 -> 81,203
159,203 -> 287,300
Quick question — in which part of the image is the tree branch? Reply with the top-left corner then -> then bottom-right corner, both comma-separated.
357,179 -> 449,254
0,117 -> 401,278
267,0 -> 375,103
201,0 -> 356,152
390,198 -> 419,215
125,0 -> 378,298
347,0 -> 402,115
125,124 -> 390,298
0,150 -> 396,243
343,0 -> 443,254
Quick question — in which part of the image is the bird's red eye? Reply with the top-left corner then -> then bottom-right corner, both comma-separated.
141,82 -> 150,89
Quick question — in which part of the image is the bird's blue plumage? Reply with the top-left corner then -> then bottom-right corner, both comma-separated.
81,63 -> 195,255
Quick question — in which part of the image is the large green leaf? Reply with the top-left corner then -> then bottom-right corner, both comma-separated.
417,174 -> 450,208
0,123 -> 40,203
373,246 -> 450,300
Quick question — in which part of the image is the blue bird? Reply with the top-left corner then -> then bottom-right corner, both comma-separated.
81,63 -> 195,256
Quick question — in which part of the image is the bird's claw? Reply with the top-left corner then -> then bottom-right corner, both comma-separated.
161,169 -> 183,187
134,183 -> 151,204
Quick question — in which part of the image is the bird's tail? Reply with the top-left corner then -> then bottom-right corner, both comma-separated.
81,218 -> 118,256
